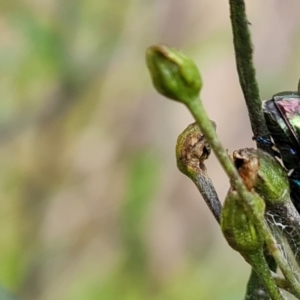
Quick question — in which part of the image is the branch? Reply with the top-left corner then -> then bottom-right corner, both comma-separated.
145,44 -> 300,298
229,0 -> 272,155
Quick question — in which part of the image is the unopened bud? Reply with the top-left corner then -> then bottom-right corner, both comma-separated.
221,189 -> 265,255
145,44 -> 202,104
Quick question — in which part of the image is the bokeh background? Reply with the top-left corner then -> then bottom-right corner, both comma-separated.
1,0 -> 300,299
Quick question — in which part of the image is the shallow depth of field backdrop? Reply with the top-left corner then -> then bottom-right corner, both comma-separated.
1,1 -> 300,299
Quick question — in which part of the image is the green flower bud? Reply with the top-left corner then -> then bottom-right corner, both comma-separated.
145,44 -> 202,104
221,189 -> 265,255
256,150 -> 289,204
221,189 -> 285,299
233,148 -> 290,205
233,149 -> 300,268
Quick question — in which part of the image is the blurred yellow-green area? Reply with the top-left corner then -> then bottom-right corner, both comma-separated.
1,1 -> 300,299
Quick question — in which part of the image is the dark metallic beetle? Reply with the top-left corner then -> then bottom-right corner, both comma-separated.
262,86 -> 300,212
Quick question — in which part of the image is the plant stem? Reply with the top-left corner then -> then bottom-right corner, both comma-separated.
186,97 -> 300,298
245,268 -> 271,300
193,173 -> 222,223
229,0 -> 272,154
246,250 -> 284,300
245,254 -> 277,300
187,98 -> 246,193
273,273 -> 297,298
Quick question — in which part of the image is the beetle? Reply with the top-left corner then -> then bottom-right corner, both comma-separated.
262,87 -> 300,212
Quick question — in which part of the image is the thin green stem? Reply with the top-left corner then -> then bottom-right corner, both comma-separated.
229,0 -> 272,154
273,273 -> 297,298
245,268 -> 271,300
245,253 -> 277,300
246,251 -> 284,300
187,98 -> 247,193
187,97 -> 300,298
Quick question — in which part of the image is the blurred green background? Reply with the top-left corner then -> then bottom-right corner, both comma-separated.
1,1 -> 300,299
